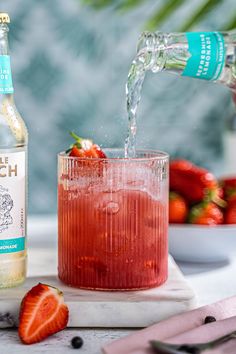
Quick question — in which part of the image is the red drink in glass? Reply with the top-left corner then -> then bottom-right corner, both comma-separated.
58,149 -> 168,290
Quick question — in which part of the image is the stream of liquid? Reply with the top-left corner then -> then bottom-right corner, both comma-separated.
125,33 -> 159,158
125,56 -> 146,158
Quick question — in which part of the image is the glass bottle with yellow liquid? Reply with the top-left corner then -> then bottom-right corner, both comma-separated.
0,13 -> 28,288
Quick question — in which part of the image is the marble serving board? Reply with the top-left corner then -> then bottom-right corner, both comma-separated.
0,251 -> 197,329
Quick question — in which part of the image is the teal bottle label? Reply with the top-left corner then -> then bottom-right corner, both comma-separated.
0,237 -> 25,254
182,32 -> 225,81
0,55 -> 14,94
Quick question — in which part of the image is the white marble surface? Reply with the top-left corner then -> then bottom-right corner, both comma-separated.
0,253 -> 196,328
0,328 -> 133,354
1,216 -> 236,353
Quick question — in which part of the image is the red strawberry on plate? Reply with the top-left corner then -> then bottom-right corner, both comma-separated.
188,202 -> 223,225
169,192 -> 188,224
170,159 -> 225,207
225,196 -> 236,224
18,283 -> 69,344
220,177 -> 236,201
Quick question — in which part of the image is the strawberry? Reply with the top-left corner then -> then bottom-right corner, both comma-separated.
67,132 -> 106,158
219,177 -> 236,201
188,202 -> 223,225
225,196 -> 236,224
18,283 -> 69,345
169,192 -> 188,223
170,159 -> 224,206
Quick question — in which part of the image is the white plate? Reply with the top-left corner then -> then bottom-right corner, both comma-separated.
169,224 -> 236,262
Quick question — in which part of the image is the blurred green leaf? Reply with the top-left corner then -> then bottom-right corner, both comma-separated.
144,0 -> 187,31
118,0 -> 146,12
222,14 -> 236,30
179,0 -> 224,32
81,0 -> 236,32
82,0 -> 113,9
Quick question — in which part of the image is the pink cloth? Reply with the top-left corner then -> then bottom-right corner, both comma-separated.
102,296 -> 236,354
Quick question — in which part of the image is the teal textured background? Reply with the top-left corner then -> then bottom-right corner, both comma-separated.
2,0 -> 235,214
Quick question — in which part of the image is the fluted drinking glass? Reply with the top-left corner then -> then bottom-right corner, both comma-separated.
58,149 -> 168,290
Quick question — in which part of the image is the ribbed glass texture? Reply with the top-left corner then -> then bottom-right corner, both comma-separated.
58,149 -> 169,290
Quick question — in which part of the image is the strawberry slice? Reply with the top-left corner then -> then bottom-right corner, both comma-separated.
67,132 -> 106,158
18,283 -> 69,345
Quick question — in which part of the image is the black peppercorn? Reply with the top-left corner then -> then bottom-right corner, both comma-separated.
71,336 -> 83,349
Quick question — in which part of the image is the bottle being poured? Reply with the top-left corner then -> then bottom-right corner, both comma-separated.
125,30 -> 236,158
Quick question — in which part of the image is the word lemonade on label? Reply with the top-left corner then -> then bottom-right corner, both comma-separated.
0,152 -> 25,254
183,32 -> 225,81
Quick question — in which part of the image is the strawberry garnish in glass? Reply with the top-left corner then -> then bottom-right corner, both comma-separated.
67,132 -> 107,159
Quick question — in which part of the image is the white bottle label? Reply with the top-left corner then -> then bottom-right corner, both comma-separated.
0,151 -> 26,254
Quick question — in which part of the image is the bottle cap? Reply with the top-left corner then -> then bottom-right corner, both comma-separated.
0,12 -> 10,24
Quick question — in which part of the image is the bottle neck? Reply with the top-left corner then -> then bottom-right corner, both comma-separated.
0,23 -> 14,103
136,32 -> 189,73
0,23 -> 9,55
137,30 -> 236,91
